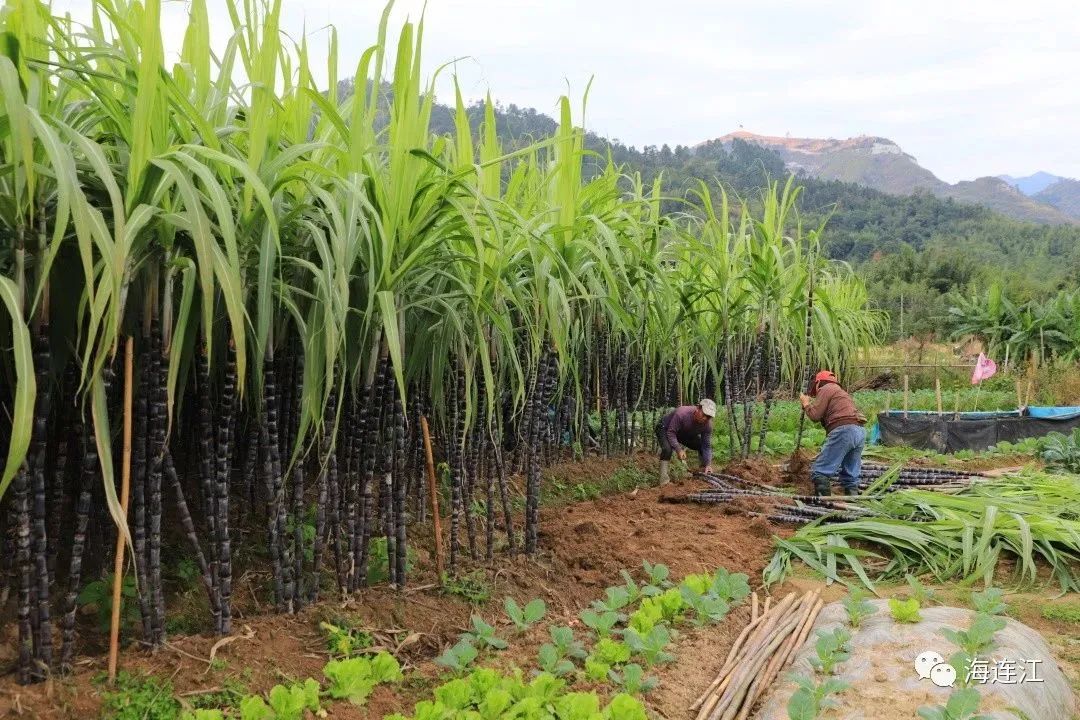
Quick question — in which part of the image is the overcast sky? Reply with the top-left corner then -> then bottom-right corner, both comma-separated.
52,0 -> 1080,182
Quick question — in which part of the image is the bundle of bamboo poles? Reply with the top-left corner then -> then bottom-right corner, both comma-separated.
691,590 -> 824,720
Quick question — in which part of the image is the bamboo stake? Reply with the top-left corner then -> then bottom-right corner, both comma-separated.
695,594 -> 798,718
691,603 -> 772,711
108,337 -> 135,683
737,592 -> 821,720
953,392 -> 960,420
903,375 -> 909,418
1015,379 -> 1023,410
935,378 -> 942,415
419,416 -> 444,582
709,601 -> 805,720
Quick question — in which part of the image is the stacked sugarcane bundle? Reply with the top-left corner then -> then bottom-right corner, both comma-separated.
691,590 -> 825,720
667,464 -> 982,525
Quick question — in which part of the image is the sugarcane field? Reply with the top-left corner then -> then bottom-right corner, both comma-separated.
2,1 -> 1080,718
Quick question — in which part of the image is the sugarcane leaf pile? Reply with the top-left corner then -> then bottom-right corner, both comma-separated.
0,0 -> 883,685
765,470 -> 1080,591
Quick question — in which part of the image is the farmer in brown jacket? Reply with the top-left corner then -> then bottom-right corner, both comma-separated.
800,370 -> 865,496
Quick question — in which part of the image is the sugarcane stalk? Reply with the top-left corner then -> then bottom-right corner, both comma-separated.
392,372 -> 408,587
378,359 -> 396,585
794,247 -> 816,451
215,341 -> 236,632
29,325 -> 52,673
107,336 -> 134,682
59,418 -> 96,672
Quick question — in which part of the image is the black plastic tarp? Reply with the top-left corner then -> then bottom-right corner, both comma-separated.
875,408 -> 1080,452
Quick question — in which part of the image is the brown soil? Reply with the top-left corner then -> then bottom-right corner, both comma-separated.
782,449 -> 813,491
720,457 -> 783,488
0,463 -> 786,720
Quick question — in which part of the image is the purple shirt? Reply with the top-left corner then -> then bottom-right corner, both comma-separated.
662,405 -> 713,465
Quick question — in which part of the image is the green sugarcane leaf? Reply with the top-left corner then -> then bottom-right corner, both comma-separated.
0,277 -> 34,500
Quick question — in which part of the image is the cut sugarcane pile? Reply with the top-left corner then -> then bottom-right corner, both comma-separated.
691,590 -> 824,720
662,463 -> 984,525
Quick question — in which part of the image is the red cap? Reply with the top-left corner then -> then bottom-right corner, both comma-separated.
814,370 -> 837,384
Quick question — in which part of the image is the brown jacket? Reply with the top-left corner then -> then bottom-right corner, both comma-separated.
804,383 -> 863,433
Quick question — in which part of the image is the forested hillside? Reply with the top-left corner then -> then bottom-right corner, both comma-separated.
357,84 -> 1080,338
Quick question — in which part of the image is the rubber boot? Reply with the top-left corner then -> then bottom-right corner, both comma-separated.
659,460 -> 671,486
811,473 -> 831,497
840,484 -> 858,496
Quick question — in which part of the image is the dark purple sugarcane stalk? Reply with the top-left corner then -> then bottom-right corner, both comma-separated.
525,348 -> 555,554
358,353 -> 387,585
378,359 -> 396,585
29,326 -> 53,674
59,417 -> 97,672
261,353 -> 286,610
393,371 -> 408,586
448,364 -> 464,572
164,451 -> 218,617
195,341 -> 219,630
146,326 -> 167,646
214,341 -> 236,631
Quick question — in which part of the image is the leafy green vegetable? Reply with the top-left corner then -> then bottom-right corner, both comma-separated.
537,643 -> 576,677
608,663 -> 658,695
580,609 -> 620,638
642,561 -> 670,587
323,653 -> 402,705
622,625 -> 674,666
940,614 -> 1006,658
809,628 -> 851,675
267,679 -> 320,720
917,687 -> 993,720
435,638 -> 479,674
589,637 -> 632,666
889,597 -> 922,623
842,588 -> 877,628
585,659 -> 611,681
463,615 -> 508,650
504,597 -> 547,631
786,673 -> 849,720
679,585 -> 730,625
239,695 -> 273,720
549,625 -> 587,659
970,588 -> 1008,616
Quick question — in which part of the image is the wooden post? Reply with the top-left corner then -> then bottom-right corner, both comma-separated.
1015,379 -> 1023,410
108,336 -> 135,683
953,391 -> 960,419
903,375 -> 909,418
419,416 -> 445,581
935,377 -> 942,415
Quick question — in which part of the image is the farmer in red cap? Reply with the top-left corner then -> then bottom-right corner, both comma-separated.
799,370 -> 866,496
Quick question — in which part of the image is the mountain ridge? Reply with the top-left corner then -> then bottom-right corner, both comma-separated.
1000,171 -> 1065,196
708,131 -> 1076,225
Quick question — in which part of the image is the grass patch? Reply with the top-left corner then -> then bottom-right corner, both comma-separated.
441,570 -> 491,604
96,671 -> 180,720
1041,602 -> 1080,624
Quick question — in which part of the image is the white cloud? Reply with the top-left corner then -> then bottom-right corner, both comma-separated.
47,0 -> 1080,182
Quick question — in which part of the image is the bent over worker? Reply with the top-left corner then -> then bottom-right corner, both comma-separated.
799,370 -> 865,496
655,399 -> 716,485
